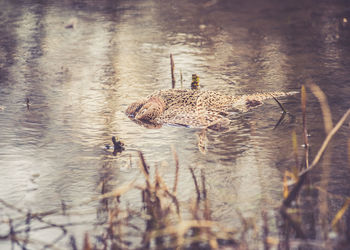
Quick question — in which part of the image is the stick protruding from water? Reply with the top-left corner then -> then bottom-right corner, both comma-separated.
170,54 -> 175,89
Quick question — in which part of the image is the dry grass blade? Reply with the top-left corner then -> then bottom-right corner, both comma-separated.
331,198 -> 350,228
98,180 -> 136,200
308,82 -> 333,133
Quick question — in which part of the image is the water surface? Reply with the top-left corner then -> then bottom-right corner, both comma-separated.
1,0 -> 350,248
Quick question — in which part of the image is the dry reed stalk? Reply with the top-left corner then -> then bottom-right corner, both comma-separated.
154,170 -> 167,249
283,172 -> 289,199
70,235 -> 78,250
139,153 -> 158,249
139,156 -> 186,249
201,170 -> 219,249
299,108 -> 350,177
279,208 -> 306,239
291,130 -> 300,177
23,212 -> 31,248
82,233 -> 92,250
307,82 -> 333,242
138,151 -> 151,192
172,147 -> 179,194
26,98 -> 30,110
283,108 -> 350,207
331,198 -> 350,228
187,168 -> 201,249
107,209 -> 116,242
189,167 -> 201,203
189,167 -> 201,231
164,189 -> 181,217
301,85 -> 309,169
170,54 -> 175,88
201,170 -> 211,221
348,138 -> 350,166
180,69 -> 183,88
262,211 -> 269,250
138,151 -> 149,176
1,161 -> 241,250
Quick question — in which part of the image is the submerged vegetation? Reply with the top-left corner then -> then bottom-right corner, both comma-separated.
0,83 -> 349,249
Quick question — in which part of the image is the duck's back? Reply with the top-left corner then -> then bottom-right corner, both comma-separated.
149,89 -> 200,109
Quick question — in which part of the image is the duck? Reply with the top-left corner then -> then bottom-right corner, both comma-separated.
126,76 -> 296,130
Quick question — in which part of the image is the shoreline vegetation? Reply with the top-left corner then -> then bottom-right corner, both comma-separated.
1,83 -> 350,249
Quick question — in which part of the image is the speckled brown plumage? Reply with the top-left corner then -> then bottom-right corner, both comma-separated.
126,89 -> 295,130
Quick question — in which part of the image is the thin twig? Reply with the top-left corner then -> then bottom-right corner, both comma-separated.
270,94 -> 287,113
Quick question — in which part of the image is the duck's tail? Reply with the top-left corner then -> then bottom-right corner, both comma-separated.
243,91 -> 298,102
232,91 -> 298,112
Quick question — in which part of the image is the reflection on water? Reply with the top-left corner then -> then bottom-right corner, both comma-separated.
0,0 -> 350,248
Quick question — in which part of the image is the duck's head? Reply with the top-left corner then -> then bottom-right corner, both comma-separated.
126,96 -> 165,122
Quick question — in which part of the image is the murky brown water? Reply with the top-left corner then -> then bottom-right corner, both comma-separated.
1,0 -> 350,249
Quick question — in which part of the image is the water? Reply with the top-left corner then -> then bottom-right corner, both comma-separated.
0,0 -> 350,249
